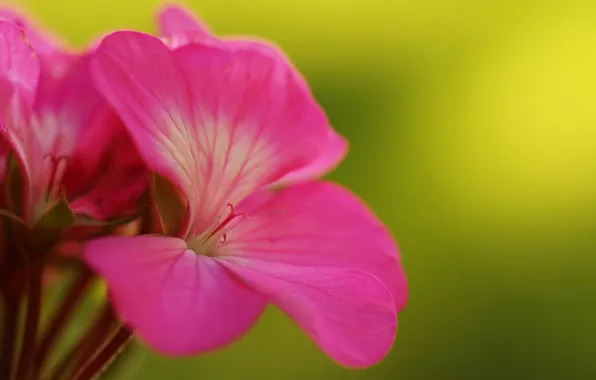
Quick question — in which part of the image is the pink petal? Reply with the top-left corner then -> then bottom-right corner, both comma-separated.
92,31 -> 345,235
173,43 -> 345,231
0,8 -> 74,72
156,6 -> 347,184
219,181 -> 408,312
41,54 -> 148,220
91,31 -> 197,220
67,154 -> 148,220
215,40 -> 348,186
212,181 -> 405,367
0,20 -> 39,108
0,20 -> 42,219
157,4 -> 212,48
67,154 -> 147,220
84,235 -> 267,355
219,258 -> 396,368
0,8 -> 76,103
33,54 -> 104,159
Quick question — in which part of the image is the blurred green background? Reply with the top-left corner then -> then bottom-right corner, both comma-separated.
7,0 -> 596,378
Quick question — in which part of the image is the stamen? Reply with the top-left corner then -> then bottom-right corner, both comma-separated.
206,203 -> 246,241
187,203 -> 247,256
44,154 -> 70,200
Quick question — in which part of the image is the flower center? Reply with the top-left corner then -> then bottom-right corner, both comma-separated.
187,203 -> 246,256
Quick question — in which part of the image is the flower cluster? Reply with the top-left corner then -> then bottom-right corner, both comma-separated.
0,4 -> 407,379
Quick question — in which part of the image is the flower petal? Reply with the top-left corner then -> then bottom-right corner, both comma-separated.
0,20 -> 42,219
84,235 -> 267,355
157,4 -> 211,48
0,19 -> 39,108
92,31 -> 345,235
37,53 -> 148,220
219,258 -> 396,368
219,181 -> 408,312
0,8 -> 76,101
0,8 -> 74,70
91,31 -> 197,221
157,5 -> 347,184
174,43 -> 345,231
33,54 -> 105,160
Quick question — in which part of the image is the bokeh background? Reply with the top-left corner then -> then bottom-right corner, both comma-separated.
6,0 -> 596,378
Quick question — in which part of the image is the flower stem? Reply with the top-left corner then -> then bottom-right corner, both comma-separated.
14,257 -> 44,380
71,325 -> 132,380
49,303 -> 116,380
1,221 -> 25,380
32,267 -> 93,378
0,293 -> 22,380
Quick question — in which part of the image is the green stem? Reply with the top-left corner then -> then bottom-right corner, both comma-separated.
14,258 -> 44,380
49,304 -> 115,380
32,267 -> 93,378
71,326 -> 132,380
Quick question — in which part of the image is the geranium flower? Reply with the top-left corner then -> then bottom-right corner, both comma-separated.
0,13 -> 146,224
85,10 -> 407,368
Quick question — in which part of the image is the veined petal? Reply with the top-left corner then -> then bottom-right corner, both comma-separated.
219,258 -> 396,368
218,181 -> 408,312
157,5 -> 347,185
0,20 -> 42,219
173,43 -> 344,232
84,235 -> 267,355
91,31 -> 197,225
92,31 -> 344,235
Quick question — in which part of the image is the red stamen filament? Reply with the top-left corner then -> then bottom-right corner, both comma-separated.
44,154 -> 69,200
206,203 -> 246,242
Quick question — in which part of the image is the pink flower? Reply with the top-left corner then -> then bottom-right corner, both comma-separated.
0,14 -> 146,223
84,8 -> 407,368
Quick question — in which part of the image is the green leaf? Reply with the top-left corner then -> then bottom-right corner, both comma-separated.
74,213 -> 139,230
32,191 -> 75,251
35,191 -> 75,231
151,174 -> 187,236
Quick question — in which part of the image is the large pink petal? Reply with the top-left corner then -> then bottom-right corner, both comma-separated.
219,258 -> 396,368
157,5 -> 347,185
91,32 -> 198,223
92,31 -> 345,236
84,235 -> 267,355
173,43 -> 345,232
218,181 -> 408,312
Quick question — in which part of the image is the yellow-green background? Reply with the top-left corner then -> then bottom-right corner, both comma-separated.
9,0 -> 596,378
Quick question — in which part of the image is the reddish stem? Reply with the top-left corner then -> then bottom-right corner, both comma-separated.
71,326 -> 132,380
14,258 -> 44,380
0,293 -> 22,380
